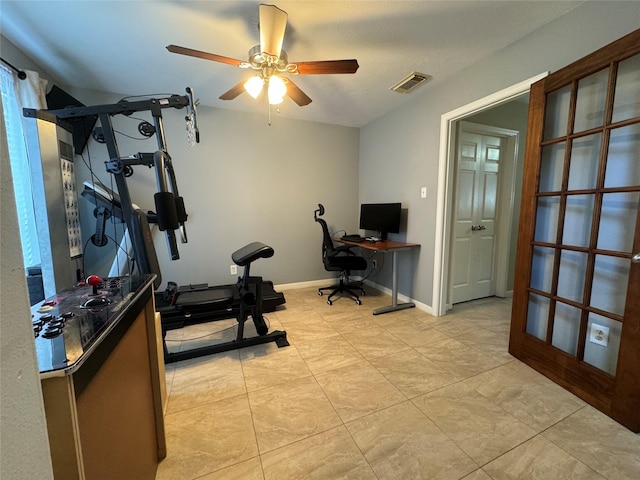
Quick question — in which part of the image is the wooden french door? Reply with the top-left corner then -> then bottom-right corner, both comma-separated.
509,29 -> 640,432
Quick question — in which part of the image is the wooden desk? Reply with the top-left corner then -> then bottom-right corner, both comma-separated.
336,238 -> 420,315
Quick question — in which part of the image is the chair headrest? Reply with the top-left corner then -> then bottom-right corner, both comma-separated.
314,203 -> 325,220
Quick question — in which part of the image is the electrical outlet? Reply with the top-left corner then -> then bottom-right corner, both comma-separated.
230,264 -> 237,275
372,259 -> 378,269
589,323 -> 610,347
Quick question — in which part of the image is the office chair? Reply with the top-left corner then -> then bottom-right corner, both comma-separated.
314,204 -> 367,305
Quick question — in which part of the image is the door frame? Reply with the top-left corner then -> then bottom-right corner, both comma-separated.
449,121 -> 519,305
433,72 -> 549,316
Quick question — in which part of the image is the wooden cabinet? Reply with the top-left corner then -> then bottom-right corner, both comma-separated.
38,277 -> 166,479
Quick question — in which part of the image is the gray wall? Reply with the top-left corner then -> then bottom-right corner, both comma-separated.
359,1 -> 640,308
69,87 -> 360,289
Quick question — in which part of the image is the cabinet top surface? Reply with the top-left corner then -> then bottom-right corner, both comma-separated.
31,274 -> 155,377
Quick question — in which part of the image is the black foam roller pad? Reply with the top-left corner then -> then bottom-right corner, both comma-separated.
175,196 -> 188,223
154,192 -> 179,231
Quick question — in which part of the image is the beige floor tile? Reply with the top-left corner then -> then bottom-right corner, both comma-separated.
464,363 -> 585,432
543,406 -> 640,480
369,309 -> 415,328
432,317 -> 480,337
176,318 -> 239,352
296,335 -> 365,374
416,337 -> 503,379
156,394 -> 258,480
261,426 -> 377,480
343,325 -> 412,360
239,342 -> 313,392
164,362 -> 176,397
279,317 -> 341,344
315,360 -> 405,422
248,376 -> 341,453
274,306 -> 324,325
155,294 -> 635,480
322,310 -> 376,334
462,470 -> 493,480
166,351 -> 245,414
369,348 -> 463,398
346,401 -> 478,480
198,456 -> 264,480
454,328 -> 514,365
482,435 -> 605,480
312,297 -> 368,315
385,318 -> 452,347
413,382 -> 536,465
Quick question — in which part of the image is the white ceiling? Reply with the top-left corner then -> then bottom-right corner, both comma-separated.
1,1 -> 583,127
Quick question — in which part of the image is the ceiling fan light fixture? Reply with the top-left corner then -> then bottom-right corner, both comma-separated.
244,75 -> 264,98
268,75 -> 286,105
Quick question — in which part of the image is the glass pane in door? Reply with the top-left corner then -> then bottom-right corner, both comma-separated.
605,123 -> 640,188
590,255 -> 630,316
534,196 -> 560,243
562,194 -> 594,248
540,143 -> 565,192
612,53 -> 640,123
584,313 -> 622,376
531,246 -> 555,293
568,134 -> 601,190
597,192 -> 639,252
544,85 -> 572,140
574,68 -> 609,133
557,250 -> 587,303
526,293 -> 550,340
551,302 -> 581,356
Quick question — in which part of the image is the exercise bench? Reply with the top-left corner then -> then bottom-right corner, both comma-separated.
162,242 -> 289,363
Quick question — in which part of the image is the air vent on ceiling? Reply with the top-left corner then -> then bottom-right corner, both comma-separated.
390,72 -> 431,94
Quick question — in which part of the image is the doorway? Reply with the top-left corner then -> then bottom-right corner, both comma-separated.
433,72 -> 548,316
449,121 -> 519,305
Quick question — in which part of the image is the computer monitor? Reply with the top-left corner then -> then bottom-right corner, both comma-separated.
359,203 -> 402,240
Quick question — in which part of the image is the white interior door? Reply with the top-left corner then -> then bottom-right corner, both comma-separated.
451,123 -> 503,303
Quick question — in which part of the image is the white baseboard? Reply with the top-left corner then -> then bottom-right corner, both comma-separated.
275,278 -> 339,291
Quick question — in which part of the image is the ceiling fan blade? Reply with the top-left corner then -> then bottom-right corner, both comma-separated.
259,4 -> 287,58
285,79 -> 312,106
219,81 -> 246,101
166,45 -> 244,67
295,60 -> 360,75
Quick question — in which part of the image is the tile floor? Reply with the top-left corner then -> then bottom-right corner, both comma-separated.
155,287 -> 640,480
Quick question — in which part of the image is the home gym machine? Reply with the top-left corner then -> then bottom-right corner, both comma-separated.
24,88 -> 288,362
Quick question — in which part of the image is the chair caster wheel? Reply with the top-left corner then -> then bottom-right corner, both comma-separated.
327,299 -> 332,305
356,299 -> 362,305
318,291 -> 323,296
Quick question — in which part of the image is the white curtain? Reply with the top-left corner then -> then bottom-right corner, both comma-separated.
0,66 -> 48,295
14,69 -> 48,109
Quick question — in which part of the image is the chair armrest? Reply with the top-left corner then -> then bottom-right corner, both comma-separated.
334,244 -> 357,255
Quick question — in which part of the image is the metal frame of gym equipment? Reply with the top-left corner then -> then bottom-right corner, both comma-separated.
24,89 -> 288,362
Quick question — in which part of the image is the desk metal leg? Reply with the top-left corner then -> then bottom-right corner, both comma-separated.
373,250 -> 415,315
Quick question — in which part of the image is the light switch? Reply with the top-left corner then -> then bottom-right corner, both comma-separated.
420,187 -> 427,198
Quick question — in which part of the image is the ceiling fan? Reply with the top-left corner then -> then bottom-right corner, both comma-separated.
166,3 -> 359,108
